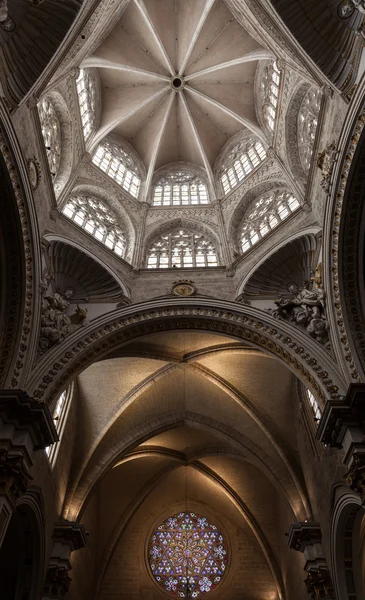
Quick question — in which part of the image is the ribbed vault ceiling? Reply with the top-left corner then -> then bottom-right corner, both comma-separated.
84,0 -> 273,197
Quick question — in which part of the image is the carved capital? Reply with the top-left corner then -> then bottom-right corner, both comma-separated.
287,522 -> 322,553
316,384 -> 365,448
0,389 -> 58,451
52,520 -> 88,553
43,566 -> 72,599
304,568 -> 334,600
0,449 -> 32,507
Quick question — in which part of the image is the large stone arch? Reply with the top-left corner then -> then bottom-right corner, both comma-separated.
26,297 -> 346,407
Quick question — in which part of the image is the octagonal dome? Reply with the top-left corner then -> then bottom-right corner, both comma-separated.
82,0 -> 274,201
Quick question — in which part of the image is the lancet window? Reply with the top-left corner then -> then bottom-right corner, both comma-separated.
262,61 -> 281,131
147,229 -> 218,268
62,195 -> 126,257
306,389 -> 322,422
220,140 -> 266,195
76,69 -> 96,140
298,87 -> 322,172
240,190 -> 300,253
45,388 -> 72,464
38,98 -> 61,181
153,171 -> 209,206
92,141 -> 141,198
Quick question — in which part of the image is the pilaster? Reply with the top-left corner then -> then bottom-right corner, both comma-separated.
0,389 -> 57,545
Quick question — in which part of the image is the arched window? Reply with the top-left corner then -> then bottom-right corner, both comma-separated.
62,195 -> 126,257
306,388 -> 321,422
76,68 -> 96,141
220,139 -> 266,195
240,190 -> 300,253
147,229 -> 218,268
262,61 -> 281,131
45,388 -> 72,465
153,171 -> 209,206
92,141 -> 141,198
37,98 -> 61,181
298,87 -> 322,172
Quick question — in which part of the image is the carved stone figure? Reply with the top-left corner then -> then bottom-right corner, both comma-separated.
317,142 -> 338,193
344,454 -> 365,499
39,284 -> 88,353
304,568 -> 334,600
268,276 -> 329,346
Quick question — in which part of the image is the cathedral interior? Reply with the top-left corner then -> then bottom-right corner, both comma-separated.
2,1 -> 365,599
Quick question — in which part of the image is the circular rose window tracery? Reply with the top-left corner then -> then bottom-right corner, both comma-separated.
148,512 -> 228,597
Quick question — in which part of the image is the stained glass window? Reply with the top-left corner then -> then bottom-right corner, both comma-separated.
261,61 -> 281,131
240,190 -> 300,254
62,195 -> 126,257
148,512 -> 228,597
92,141 -> 141,198
146,229 -> 218,268
38,98 -> 61,181
153,171 -> 209,206
76,69 -> 96,141
297,87 -> 322,172
220,139 -> 266,195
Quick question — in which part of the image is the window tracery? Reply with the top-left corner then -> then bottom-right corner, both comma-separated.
62,195 -> 126,257
37,97 -> 61,181
306,388 -> 322,422
220,139 -> 266,195
147,229 -> 218,268
76,68 -> 96,141
261,61 -> 281,131
45,388 -> 72,464
240,191 -> 300,253
153,171 -> 209,206
297,87 -> 322,172
149,512 -> 228,597
92,141 -> 141,198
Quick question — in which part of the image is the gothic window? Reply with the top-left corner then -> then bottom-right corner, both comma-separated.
38,98 -> 61,181
45,388 -> 72,464
262,61 -> 281,131
220,140 -> 266,195
153,171 -> 209,206
62,195 -> 126,257
92,141 -> 141,198
240,191 -> 300,253
76,68 -> 96,141
148,512 -> 228,597
306,388 -> 322,422
147,229 -> 218,268
297,87 -> 322,172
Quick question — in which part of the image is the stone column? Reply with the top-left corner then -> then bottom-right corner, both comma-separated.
0,389 -> 57,545
287,521 -> 335,599
317,384 -> 365,497
42,520 -> 88,600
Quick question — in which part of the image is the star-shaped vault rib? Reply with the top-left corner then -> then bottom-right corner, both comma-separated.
89,0 -> 271,201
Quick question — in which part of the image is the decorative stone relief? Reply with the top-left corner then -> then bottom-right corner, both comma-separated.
268,269 -> 329,347
304,569 -> 334,600
317,143 -> 339,194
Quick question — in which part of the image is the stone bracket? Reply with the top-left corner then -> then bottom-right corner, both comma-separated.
316,383 -> 365,448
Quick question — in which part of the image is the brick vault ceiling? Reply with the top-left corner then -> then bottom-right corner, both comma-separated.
83,0 -> 273,191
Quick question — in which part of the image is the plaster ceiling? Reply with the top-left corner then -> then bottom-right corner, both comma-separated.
83,0 -> 274,197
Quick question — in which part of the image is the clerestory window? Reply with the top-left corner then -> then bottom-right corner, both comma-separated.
45,388 -> 72,465
306,388 -> 322,423
220,140 -> 266,195
240,191 -> 300,254
76,68 -> 96,141
153,171 -> 209,206
92,141 -> 141,198
298,87 -> 322,172
262,61 -> 281,131
147,229 -> 218,269
38,97 -> 61,181
62,195 -> 126,257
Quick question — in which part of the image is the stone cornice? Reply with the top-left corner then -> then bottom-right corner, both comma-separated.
317,384 -> 365,448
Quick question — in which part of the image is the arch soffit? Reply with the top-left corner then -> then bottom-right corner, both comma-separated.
92,456 -> 284,600
39,89 -> 74,200
67,182 -> 136,260
42,233 -> 131,297
67,358 -> 309,522
285,81 -> 312,187
236,226 -> 322,296
228,179 -> 295,244
27,298 -> 346,407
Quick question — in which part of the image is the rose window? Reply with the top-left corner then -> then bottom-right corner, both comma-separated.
148,512 -> 228,597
